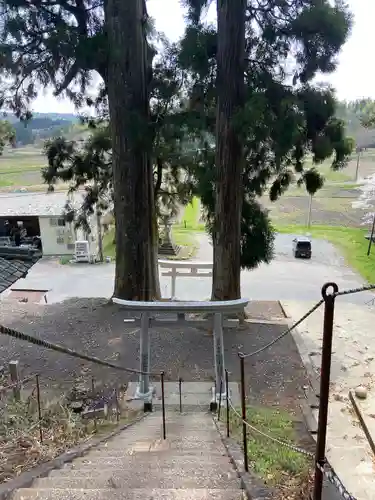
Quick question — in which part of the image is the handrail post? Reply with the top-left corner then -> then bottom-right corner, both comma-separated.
92,377 -> 97,431
313,283 -> 338,500
179,377 -> 182,413
36,374 -> 43,443
239,354 -> 248,472
115,387 -> 120,422
139,312 -> 152,412
161,371 -> 166,439
225,369 -> 230,437
218,378 -> 223,420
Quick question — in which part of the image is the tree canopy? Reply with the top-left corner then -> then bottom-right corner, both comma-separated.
0,119 -> 15,154
0,0 -> 354,300
178,0 -> 353,287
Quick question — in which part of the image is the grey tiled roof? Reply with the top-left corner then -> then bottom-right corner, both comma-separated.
0,254 -> 40,295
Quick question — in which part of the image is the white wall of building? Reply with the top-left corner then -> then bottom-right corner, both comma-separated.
39,216 -> 76,256
39,215 -> 98,256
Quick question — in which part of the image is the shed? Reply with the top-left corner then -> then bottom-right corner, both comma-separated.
0,192 -> 97,256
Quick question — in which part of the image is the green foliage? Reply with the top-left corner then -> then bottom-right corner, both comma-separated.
0,0 -> 107,115
43,127 -> 112,232
336,99 -> 375,148
43,40 -> 198,232
0,120 -> 15,154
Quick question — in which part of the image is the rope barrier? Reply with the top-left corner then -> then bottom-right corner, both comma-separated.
0,374 -> 36,396
227,399 -> 357,499
315,462 -> 357,500
0,324 -> 158,376
334,283 -> 375,298
227,398 -> 314,457
241,299 -> 324,358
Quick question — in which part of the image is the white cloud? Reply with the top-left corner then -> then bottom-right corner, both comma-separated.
32,0 -> 373,113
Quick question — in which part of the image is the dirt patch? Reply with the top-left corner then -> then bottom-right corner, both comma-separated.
245,301 -> 287,321
0,298 -> 309,409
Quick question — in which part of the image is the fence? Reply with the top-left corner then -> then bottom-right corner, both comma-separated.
0,322 -> 168,483
1,281 -> 375,497
215,281 -> 375,500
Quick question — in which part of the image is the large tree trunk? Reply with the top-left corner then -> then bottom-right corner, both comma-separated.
106,0 -> 160,300
212,0 -> 246,301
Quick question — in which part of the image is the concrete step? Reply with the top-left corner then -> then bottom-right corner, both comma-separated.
13,488 -> 244,500
69,454 -> 230,467
146,413 -> 214,421
49,457 -> 235,476
97,440 -> 225,454
140,421 -> 218,431
82,447 -> 228,458
102,434 -> 222,449
34,469 -> 240,490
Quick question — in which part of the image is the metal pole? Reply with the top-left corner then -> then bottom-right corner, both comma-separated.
225,369 -> 230,437
36,375 -> 43,443
9,361 -> 20,401
161,371 -> 166,440
307,194 -> 313,228
139,312 -> 152,411
179,377 -> 182,413
367,212 -> 375,256
115,387 -> 120,422
355,150 -> 360,182
92,377 -> 97,431
214,313 -> 225,399
313,282 -> 338,500
218,378 -> 223,420
213,314 -> 220,400
239,354 -> 248,472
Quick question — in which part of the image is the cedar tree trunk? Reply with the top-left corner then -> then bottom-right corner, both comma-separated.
106,0 -> 160,300
212,0 -> 246,301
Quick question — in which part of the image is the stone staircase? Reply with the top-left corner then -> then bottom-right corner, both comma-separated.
13,411 -> 244,500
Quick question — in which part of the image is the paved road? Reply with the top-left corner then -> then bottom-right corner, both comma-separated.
4,232 -> 373,305
193,232 -> 374,304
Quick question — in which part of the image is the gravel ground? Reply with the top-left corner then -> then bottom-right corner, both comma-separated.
0,298 -> 308,410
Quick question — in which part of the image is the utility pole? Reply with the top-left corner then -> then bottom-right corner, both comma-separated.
307,194 -> 313,228
355,150 -> 361,182
96,207 -> 104,262
367,212 -> 375,256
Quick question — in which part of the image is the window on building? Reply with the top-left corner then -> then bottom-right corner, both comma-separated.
50,218 -> 66,227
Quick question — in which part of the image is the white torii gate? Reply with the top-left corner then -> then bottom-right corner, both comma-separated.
112,298 -> 249,411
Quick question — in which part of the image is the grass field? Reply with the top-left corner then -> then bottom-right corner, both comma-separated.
0,146 -> 48,187
229,405 -> 310,487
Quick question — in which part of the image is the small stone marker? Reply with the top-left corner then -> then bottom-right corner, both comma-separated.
355,386 -> 368,400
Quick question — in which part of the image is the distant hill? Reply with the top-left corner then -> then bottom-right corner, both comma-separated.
5,112 -> 79,146
6,112 -> 78,124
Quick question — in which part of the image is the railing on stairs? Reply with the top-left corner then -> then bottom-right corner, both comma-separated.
0,322 -> 168,442
214,280 -> 375,500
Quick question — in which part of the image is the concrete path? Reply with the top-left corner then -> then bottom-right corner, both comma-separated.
13,412 -> 243,500
191,233 -> 374,304
282,300 -> 375,500
3,232 -> 374,304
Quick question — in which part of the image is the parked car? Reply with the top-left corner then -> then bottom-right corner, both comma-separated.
292,236 -> 312,259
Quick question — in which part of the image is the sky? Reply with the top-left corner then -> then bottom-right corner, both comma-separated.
33,0 -> 375,113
